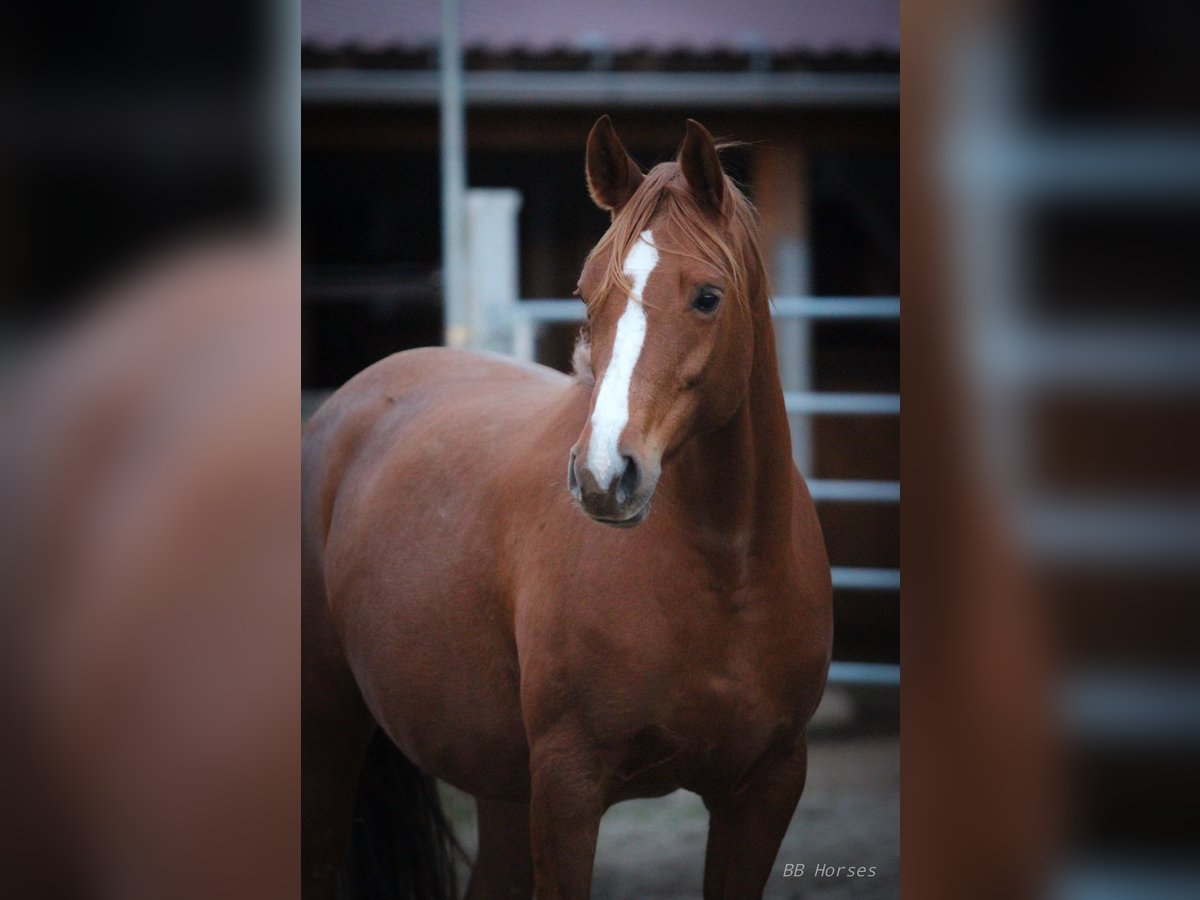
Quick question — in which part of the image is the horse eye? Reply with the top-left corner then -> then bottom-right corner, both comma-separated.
692,291 -> 721,314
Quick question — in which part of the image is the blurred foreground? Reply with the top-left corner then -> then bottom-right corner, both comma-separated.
905,0 -> 1200,897
0,3 -> 297,893
0,235 -> 300,898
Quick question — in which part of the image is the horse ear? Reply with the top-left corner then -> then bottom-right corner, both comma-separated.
586,115 -> 644,214
679,119 -> 726,215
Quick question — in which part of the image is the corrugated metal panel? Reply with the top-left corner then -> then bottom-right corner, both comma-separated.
302,0 -> 900,56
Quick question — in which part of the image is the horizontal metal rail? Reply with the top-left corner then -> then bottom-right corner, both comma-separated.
511,296 -> 899,322
1022,500 -> 1200,569
303,70 -> 900,110
985,327 -> 1200,388
808,480 -> 900,503
1061,671 -> 1200,743
511,300 -> 586,323
831,567 -> 900,591
770,297 -> 900,319
784,392 -> 900,415
827,661 -> 901,688
952,132 -> 1200,198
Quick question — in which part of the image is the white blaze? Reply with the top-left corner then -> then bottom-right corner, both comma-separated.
586,229 -> 658,490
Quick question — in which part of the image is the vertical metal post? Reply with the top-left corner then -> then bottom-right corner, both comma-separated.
465,188 -> 523,353
278,0 -> 300,222
439,0 -> 468,347
754,144 -> 814,475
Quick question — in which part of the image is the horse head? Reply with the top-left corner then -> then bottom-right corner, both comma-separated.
569,116 -> 765,527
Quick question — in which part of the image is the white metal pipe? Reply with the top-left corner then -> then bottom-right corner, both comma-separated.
770,297 -> 900,319
512,319 -> 535,363
277,0 -> 300,220
511,300 -> 587,322
465,189 -> 523,352
808,480 -> 900,502
439,0 -> 468,348
827,661 -> 901,687
785,393 -> 900,415
509,297 -> 900,322
831,568 -> 901,590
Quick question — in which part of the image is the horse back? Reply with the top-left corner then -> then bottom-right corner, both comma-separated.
304,347 -> 577,554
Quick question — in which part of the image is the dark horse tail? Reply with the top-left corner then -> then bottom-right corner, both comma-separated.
340,729 -> 460,900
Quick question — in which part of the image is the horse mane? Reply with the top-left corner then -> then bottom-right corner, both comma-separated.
582,153 -> 768,320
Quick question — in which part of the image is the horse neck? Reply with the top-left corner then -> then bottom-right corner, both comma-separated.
666,289 -> 795,562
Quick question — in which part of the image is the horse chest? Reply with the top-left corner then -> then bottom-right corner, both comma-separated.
523,558 -> 822,799
603,644 -> 804,799
609,675 -> 798,799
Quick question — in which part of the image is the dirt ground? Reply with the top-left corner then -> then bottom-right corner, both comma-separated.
444,686 -> 899,899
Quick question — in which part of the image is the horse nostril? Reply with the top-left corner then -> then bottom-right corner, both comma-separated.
567,452 -> 580,497
616,455 -> 639,505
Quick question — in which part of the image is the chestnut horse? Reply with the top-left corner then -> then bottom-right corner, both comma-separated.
302,117 -> 832,900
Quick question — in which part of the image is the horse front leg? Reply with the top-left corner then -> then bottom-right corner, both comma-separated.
527,730 -> 605,900
702,740 -> 808,900
466,796 -> 534,900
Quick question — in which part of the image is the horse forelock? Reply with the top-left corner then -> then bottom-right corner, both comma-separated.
583,160 -> 766,316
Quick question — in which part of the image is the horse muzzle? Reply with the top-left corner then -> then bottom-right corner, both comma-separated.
567,448 -> 658,528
